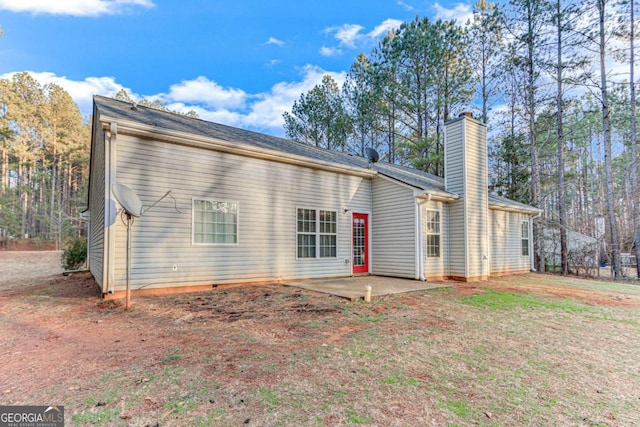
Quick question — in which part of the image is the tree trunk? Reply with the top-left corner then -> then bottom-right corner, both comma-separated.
525,2 -> 544,272
599,0 -> 622,278
630,0 -> 640,279
557,0 -> 569,275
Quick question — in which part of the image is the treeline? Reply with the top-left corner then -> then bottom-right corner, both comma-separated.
0,79 -> 198,248
0,72 -> 90,248
283,0 -> 640,278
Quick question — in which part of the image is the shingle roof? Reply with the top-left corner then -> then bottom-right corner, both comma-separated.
94,96 -> 536,212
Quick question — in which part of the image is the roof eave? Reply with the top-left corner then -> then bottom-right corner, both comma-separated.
98,115 -> 377,179
377,172 -> 457,200
489,202 -> 541,215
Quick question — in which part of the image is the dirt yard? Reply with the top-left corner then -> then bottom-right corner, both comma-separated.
1,252 -> 639,426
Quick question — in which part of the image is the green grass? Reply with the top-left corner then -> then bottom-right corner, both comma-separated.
344,407 -> 369,424
259,387 -> 281,409
71,407 -> 122,425
379,372 -> 419,387
499,273 -> 640,296
446,400 -> 471,416
459,289 -> 593,313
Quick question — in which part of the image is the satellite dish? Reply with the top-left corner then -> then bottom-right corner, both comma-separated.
110,183 -> 181,311
112,183 -> 143,217
365,147 -> 380,163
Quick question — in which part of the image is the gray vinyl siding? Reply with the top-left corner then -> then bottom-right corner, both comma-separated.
489,209 -> 531,274
109,135 -> 371,290
444,119 -> 467,277
464,122 -> 489,278
422,201 -> 449,278
88,122 -> 105,288
371,178 -> 416,278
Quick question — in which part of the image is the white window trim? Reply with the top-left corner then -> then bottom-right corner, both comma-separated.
295,206 -> 338,260
425,209 -> 441,258
521,220 -> 530,257
192,198 -> 239,246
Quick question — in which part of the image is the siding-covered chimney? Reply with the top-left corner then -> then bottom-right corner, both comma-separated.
444,114 -> 489,281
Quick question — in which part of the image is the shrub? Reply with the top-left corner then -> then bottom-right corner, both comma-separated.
61,237 -> 87,270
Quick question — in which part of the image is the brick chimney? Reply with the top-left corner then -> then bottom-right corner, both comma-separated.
444,113 -> 489,281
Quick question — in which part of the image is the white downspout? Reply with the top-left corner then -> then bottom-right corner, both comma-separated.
415,193 -> 432,281
104,122 -> 118,294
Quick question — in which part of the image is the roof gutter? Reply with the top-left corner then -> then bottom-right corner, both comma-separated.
99,116 -> 377,179
489,202 -> 541,215
378,173 -> 459,201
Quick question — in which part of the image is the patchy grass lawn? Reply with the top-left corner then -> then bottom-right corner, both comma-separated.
1,253 -> 639,426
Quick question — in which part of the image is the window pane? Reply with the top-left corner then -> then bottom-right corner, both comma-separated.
319,210 -> 337,257
427,235 -> 440,258
320,210 -> 337,234
297,234 -> 316,258
297,208 -> 316,233
193,199 -> 237,244
426,210 -> 440,257
320,234 -> 337,258
521,222 -> 529,256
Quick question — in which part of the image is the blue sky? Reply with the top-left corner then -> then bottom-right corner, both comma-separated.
0,0 -> 473,136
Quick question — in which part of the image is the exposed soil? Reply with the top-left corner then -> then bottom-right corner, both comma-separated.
1,252 -> 639,426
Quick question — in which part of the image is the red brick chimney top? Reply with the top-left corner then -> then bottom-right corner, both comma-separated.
459,111 -> 473,118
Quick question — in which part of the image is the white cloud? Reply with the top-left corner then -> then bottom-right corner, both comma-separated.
433,2 -> 473,24
0,0 -> 155,17
319,46 -> 343,57
266,37 -> 285,46
2,66 -> 345,136
324,19 -> 402,51
161,66 -> 347,133
331,24 -> 365,49
369,18 -> 403,38
240,65 -> 347,131
398,1 -> 414,11
161,76 -> 247,110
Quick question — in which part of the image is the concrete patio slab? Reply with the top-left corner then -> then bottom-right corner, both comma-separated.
285,276 -> 450,301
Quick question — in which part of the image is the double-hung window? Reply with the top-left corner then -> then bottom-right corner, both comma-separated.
193,199 -> 238,244
297,208 -> 337,258
521,221 -> 530,256
426,210 -> 441,258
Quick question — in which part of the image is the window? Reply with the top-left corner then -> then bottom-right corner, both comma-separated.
297,208 -> 316,258
521,221 -> 530,256
297,208 -> 337,258
193,199 -> 238,244
426,210 -> 440,258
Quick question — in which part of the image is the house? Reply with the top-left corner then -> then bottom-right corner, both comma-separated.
86,96 -> 540,297
542,226 -> 599,273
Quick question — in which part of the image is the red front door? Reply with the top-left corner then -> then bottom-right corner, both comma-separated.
352,213 -> 369,274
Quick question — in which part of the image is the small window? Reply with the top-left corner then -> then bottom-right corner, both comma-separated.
297,208 -> 337,258
193,199 -> 238,244
297,208 -> 316,258
319,210 -> 337,257
521,221 -> 530,256
426,210 -> 440,258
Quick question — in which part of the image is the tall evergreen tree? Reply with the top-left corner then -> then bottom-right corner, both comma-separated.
283,75 -> 351,151
468,0 -> 504,124
595,0 -> 623,278
506,0 -> 550,271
